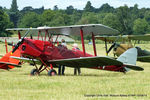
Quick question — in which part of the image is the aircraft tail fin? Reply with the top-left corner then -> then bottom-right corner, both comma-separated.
117,48 -> 137,65
117,48 -> 140,71
0,49 -> 21,70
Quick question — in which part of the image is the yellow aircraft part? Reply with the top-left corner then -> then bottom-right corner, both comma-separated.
114,44 -> 133,56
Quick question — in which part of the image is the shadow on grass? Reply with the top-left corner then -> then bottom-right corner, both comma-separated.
21,72 -> 127,77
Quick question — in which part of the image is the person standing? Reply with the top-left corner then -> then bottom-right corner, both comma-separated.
72,43 -> 81,75
58,39 -> 67,75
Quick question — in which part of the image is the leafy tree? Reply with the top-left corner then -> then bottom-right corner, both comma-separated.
130,4 -> 139,18
9,0 -> 20,27
84,1 -> 94,12
2,1 -> 150,37
97,13 -> 107,24
66,5 -> 74,15
10,0 -> 18,11
20,6 -> 33,15
0,10 -> 13,36
116,5 -> 133,35
33,6 -> 44,14
0,6 -> 2,10
133,18 -> 148,34
48,16 -> 65,26
103,13 -> 121,31
144,11 -> 150,24
18,12 -> 42,28
139,8 -> 147,19
41,10 -> 55,26
70,10 -> 82,24
77,12 -> 98,24
98,3 -> 114,13
53,5 -> 58,11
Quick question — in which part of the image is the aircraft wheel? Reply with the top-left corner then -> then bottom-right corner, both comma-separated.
48,69 -> 57,76
30,69 -> 39,76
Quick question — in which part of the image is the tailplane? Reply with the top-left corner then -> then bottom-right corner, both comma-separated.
117,48 -> 143,71
0,49 -> 21,70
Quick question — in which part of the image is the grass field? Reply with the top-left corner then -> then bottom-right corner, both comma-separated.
0,43 -> 150,100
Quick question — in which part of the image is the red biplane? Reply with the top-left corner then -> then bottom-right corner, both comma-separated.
6,24 -> 143,75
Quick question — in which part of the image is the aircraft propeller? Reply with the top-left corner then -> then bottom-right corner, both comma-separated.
12,30 -> 30,53
107,42 -> 125,54
106,37 -> 126,55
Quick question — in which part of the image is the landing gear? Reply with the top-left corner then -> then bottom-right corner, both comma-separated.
48,69 -> 57,76
31,58 -> 57,76
30,69 -> 39,75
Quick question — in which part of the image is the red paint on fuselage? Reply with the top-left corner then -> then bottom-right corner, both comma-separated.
21,38 -> 93,60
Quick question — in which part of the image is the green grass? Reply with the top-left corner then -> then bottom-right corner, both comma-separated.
0,43 -> 150,100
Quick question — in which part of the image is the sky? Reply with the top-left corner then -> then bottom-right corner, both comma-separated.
0,0 -> 150,10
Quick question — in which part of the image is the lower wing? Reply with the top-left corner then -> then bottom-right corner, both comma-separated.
11,56 -> 143,71
0,61 -> 21,69
137,56 -> 150,62
48,56 -> 123,68
11,56 -> 123,68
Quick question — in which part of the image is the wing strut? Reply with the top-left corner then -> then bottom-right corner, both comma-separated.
18,31 -> 21,39
38,30 -> 41,40
104,38 -> 108,56
45,30 -> 48,41
92,33 -> 97,56
5,39 -> 8,53
80,28 -> 86,56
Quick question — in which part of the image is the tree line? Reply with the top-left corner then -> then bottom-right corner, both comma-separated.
1,0 -> 150,37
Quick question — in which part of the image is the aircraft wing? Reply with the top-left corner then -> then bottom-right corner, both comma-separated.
0,61 -> 21,67
96,34 -> 150,42
6,24 -> 119,36
137,56 -> 150,62
11,56 -> 144,71
6,28 -> 37,34
37,24 -> 119,36
128,34 -> 150,41
95,35 -> 129,42
10,56 -> 41,65
48,56 -> 123,68
11,56 -> 123,68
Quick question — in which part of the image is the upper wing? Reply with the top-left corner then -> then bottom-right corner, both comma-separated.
6,28 -> 37,34
37,24 -> 119,36
95,35 -> 129,42
48,56 -> 123,68
96,34 -> 150,42
128,34 -> 150,41
6,24 -> 119,36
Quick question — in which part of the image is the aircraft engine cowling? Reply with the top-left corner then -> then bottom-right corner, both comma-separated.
20,42 -> 41,57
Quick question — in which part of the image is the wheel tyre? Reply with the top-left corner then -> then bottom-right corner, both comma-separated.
30,69 -> 39,76
48,69 -> 57,76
